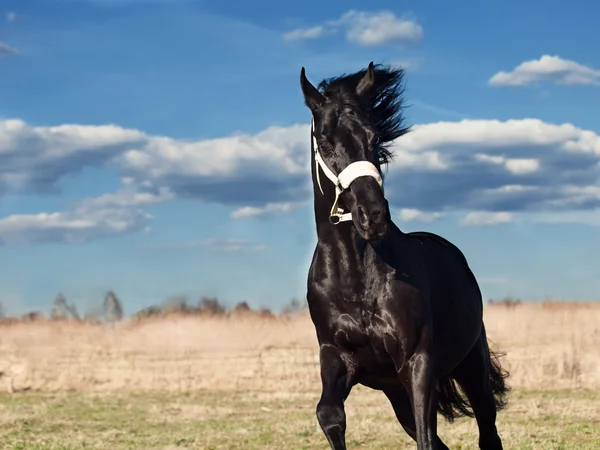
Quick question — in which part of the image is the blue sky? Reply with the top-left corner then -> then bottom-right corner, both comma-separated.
1,0 -> 599,315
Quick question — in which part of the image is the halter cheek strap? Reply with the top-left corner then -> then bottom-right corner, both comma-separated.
311,118 -> 384,224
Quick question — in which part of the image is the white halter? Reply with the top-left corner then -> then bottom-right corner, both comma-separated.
311,118 -> 384,224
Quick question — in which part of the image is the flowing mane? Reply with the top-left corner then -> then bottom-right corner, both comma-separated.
316,64 -> 411,168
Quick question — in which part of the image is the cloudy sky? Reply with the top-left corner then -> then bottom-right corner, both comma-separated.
1,0 -> 599,314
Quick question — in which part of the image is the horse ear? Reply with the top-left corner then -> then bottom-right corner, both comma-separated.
300,67 -> 325,113
356,61 -> 375,98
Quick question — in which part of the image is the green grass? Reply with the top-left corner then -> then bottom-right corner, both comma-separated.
0,388 -> 598,449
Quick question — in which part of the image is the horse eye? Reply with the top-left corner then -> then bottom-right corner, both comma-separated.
368,134 -> 379,147
319,142 -> 333,153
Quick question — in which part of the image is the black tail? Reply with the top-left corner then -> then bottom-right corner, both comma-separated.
435,346 -> 510,423
488,348 -> 511,411
435,377 -> 475,422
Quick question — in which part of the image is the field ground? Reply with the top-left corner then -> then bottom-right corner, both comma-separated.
0,388 -> 599,449
1,302 -> 600,449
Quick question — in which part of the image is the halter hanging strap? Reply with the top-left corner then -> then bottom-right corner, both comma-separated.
311,118 -> 383,224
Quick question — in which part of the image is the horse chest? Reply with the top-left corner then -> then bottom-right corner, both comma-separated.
330,311 -> 401,372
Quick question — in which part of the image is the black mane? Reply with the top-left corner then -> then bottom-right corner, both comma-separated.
316,64 -> 411,167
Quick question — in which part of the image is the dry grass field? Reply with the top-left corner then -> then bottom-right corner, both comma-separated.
1,301 -> 599,449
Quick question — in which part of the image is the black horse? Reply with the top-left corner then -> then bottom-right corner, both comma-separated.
299,62 -> 510,450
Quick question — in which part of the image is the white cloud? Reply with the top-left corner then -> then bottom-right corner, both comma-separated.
0,119 -> 145,194
482,184 -> 538,195
0,187 -> 169,246
6,12 -> 17,22
146,238 -> 267,252
0,42 -> 18,57
200,238 -> 267,252
0,201 -> 144,247
396,118 -> 600,154
397,208 -> 445,222
384,118 -> 600,224
283,10 -> 422,46
505,158 -> 540,174
82,186 -> 173,208
489,55 -> 600,87
460,211 -> 513,227
283,26 -> 324,41
116,123 -> 310,207
119,124 -> 307,178
3,115 -> 600,239
543,185 -> 600,208
388,58 -> 423,72
230,202 -> 301,219
336,10 -> 423,46
528,209 -> 600,226
474,153 -> 540,174
0,208 -> 149,246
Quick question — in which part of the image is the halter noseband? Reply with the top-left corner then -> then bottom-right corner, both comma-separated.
311,118 -> 384,224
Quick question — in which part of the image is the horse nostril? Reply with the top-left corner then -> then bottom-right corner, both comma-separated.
371,206 -> 383,223
357,205 -> 369,226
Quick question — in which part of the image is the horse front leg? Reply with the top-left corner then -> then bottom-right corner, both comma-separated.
403,328 -> 438,450
316,344 -> 353,450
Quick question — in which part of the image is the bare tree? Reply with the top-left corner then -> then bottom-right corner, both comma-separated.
50,293 -> 80,321
162,295 -> 194,315
232,301 -> 251,314
103,290 -> 124,322
281,297 -> 307,316
21,311 -> 43,322
133,305 -> 161,320
198,296 -> 226,315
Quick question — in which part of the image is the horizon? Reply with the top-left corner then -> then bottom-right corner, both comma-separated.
0,289 -> 591,322
1,0 -> 599,315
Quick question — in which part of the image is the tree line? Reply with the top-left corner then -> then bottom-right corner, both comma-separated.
0,292 -> 308,323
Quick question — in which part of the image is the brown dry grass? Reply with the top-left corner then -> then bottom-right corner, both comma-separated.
1,302 -> 600,449
1,302 -> 600,393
